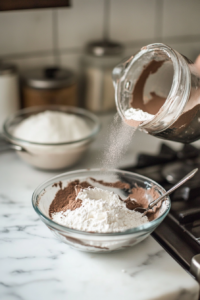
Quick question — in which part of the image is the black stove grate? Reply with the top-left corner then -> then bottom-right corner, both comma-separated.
123,143 -> 200,282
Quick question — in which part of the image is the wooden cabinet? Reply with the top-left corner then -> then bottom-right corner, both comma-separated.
0,0 -> 70,11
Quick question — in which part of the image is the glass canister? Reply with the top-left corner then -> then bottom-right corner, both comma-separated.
0,63 -> 20,130
21,67 -> 77,108
113,43 -> 200,143
83,40 -> 124,113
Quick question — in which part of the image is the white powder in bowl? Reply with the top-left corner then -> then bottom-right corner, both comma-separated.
124,108 -> 154,121
52,187 -> 148,233
13,110 -> 91,143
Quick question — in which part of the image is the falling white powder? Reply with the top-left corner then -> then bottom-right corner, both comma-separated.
100,108 -> 154,167
13,110 -> 91,143
102,113 -> 136,168
52,187 -> 148,233
124,108 -> 154,121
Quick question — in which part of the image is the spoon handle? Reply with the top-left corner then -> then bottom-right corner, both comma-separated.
148,168 -> 198,210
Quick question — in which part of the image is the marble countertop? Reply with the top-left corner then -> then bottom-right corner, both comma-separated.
0,113 -> 199,300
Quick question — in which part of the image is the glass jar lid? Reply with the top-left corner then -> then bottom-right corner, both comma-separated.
0,63 -> 17,75
22,67 -> 76,90
86,40 -> 124,57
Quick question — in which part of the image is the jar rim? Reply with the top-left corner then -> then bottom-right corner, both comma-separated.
115,43 -> 191,134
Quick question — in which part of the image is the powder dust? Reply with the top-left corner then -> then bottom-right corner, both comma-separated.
101,113 -> 136,168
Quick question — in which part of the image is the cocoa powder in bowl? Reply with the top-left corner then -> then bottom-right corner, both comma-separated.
49,180 -> 92,217
49,178 -> 163,222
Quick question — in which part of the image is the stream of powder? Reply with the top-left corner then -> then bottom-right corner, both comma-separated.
101,113 -> 137,168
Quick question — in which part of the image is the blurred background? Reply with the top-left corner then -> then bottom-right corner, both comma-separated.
1,0 -> 200,70
1,0 -> 200,124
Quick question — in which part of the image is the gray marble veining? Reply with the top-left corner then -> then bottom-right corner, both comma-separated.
0,114 -> 199,300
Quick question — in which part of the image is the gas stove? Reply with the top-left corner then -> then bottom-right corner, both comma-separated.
124,143 -> 200,283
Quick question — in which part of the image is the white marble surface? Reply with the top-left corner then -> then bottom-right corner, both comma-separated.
0,113 -> 199,300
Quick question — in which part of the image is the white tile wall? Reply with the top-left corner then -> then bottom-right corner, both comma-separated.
0,1 -> 200,71
57,0 -> 104,50
60,52 -> 81,71
168,42 -> 200,62
109,0 -> 157,42
163,0 -> 200,38
124,42 -> 155,59
124,46 -> 141,57
3,55 -> 55,71
0,9 -> 53,56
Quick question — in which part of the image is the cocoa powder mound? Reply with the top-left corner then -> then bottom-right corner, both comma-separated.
124,186 -> 148,210
49,180 -> 92,218
52,181 -> 63,188
123,185 -> 161,221
90,177 -> 130,190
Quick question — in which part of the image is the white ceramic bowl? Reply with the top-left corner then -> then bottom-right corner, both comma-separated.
3,106 -> 100,170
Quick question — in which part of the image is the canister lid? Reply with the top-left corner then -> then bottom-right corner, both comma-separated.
0,63 -> 17,75
86,40 -> 124,57
22,67 -> 76,89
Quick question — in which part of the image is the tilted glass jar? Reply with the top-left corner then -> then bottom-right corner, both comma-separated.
113,43 -> 200,143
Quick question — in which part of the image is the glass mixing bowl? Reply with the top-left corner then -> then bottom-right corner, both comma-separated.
32,169 -> 170,253
3,106 -> 100,170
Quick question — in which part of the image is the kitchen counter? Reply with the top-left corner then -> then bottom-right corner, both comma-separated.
0,113 -> 199,300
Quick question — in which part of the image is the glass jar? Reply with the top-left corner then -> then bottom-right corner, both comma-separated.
21,67 -> 77,108
113,43 -> 200,143
82,40 -> 124,113
0,63 -> 20,130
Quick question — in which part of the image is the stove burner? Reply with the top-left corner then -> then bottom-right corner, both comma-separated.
123,143 -> 200,286
162,162 -> 200,186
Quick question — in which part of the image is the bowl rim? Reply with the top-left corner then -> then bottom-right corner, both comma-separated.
32,168 -> 171,236
3,105 -> 100,146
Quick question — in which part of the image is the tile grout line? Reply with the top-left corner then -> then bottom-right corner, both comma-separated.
103,0 -> 110,40
0,48 -> 82,60
155,0 -> 163,42
125,34 -> 200,48
52,9 -> 60,66
2,35 -> 200,61
1,50 -> 58,60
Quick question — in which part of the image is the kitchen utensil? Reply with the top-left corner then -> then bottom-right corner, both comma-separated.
134,168 -> 198,216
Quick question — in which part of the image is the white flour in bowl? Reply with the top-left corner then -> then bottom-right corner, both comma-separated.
52,187 -> 148,233
13,110 -> 91,143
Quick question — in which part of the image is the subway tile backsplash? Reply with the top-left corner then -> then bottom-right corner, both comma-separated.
4,54 -> 55,71
168,41 -> 200,63
0,9 -> 53,56
1,0 -> 200,71
109,0 -> 157,42
59,52 -> 81,71
58,0 -> 104,50
163,0 -> 200,38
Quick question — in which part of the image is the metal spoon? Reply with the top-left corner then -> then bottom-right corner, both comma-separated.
134,168 -> 198,217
